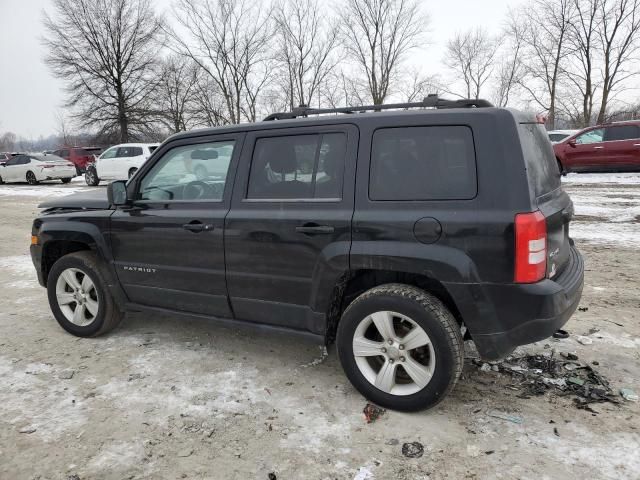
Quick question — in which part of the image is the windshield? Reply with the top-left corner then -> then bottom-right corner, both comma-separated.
32,154 -> 66,162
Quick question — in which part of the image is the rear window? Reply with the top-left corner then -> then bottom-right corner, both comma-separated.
369,126 -> 477,201
549,133 -> 569,142
519,123 -> 561,197
604,125 -> 640,141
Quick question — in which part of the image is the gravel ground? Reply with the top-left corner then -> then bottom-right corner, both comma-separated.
0,174 -> 639,480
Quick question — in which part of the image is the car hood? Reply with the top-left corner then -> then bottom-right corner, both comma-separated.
38,189 -> 110,210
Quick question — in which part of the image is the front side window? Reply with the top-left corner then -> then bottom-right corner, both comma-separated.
575,129 -> 604,144
138,141 -> 235,202
604,125 -> 640,141
370,126 -> 477,201
247,133 -> 347,200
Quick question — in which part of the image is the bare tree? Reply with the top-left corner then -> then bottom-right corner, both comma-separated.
444,28 -> 499,99
511,0 -> 574,128
567,0 -> 601,127
0,132 -> 17,151
191,76 -> 230,127
54,111 -> 77,146
493,14 -> 526,107
596,0 -> 640,123
170,0 -> 273,124
319,71 -> 369,108
401,69 -> 441,102
43,0 -> 165,142
157,56 -> 200,133
274,0 -> 339,110
338,0 -> 427,105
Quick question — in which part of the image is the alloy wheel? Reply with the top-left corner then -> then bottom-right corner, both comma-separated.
352,310 -> 436,396
55,268 -> 100,326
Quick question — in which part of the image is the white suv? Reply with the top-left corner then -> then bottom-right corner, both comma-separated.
85,143 -> 159,186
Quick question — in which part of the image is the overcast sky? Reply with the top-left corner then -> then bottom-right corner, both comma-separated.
0,0 -> 525,138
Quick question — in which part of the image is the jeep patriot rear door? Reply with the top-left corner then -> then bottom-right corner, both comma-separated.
225,124 -> 358,333
109,134 -> 243,317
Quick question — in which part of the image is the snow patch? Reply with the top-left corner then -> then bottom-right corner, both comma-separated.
563,172 -> 640,185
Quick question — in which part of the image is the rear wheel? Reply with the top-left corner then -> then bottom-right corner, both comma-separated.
26,171 -> 38,185
61,178 -> 72,184
85,167 -> 99,186
47,251 -> 124,337
128,168 -> 138,179
0,175 -> 4,184
336,284 -> 464,411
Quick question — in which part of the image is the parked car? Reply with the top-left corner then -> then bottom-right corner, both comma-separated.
548,129 -> 579,143
554,120 -> 640,173
31,96 -> 583,411
52,147 -> 102,174
0,153 -> 76,184
85,143 -> 159,186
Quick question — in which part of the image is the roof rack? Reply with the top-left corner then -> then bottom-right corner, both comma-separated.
263,94 -> 494,121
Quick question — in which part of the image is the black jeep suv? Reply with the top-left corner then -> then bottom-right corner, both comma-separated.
30,97 -> 584,411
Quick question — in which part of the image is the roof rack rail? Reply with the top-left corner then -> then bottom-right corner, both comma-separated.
263,94 -> 494,121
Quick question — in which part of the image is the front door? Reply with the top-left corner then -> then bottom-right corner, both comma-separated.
225,125 -> 358,333
565,128 -> 606,171
109,134 -> 243,317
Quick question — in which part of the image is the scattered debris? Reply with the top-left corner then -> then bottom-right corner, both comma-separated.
18,426 -> 36,434
402,442 -> 424,458
487,410 -> 523,424
578,307 -> 589,312
128,373 -> 143,381
480,363 -> 492,372
267,473 -> 277,480
67,475 -> 80,480
553,329 -> 570,339
300,346 -> 328,368
385,438 -> 399,446
177,449 -> 193,458
620,388 -> 638,402
264,388 -> 271,396
576,336 -> 593,345
58,369 -> 75,380
485,450 -> 495,455
363,403 -> 386,423
472,352 -> 620,411
554,427 -> 560,437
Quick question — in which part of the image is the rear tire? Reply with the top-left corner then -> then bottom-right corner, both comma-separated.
47,251 -> 124,337
26,171 -> 38,185
557,159 -> 566,175
336,284 -> 464,412
61,178 -> 72,184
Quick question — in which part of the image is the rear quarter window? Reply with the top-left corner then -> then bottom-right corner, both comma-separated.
369,126 -> 477,201
518,123 -> 561,197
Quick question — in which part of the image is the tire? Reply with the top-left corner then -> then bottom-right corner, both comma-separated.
47,251 -> 124,337
26,171 -> 38,185
128,168 -> 138,179
336,283 -> 464,412
557,159 -> 565,175
194,165 -> 208,180
0,175 -> 4,184
85,167 -> 99,186
61,178 -> 72,184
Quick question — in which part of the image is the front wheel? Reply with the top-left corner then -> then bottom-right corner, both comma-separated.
85,167 -> 99,186
336,284 -> 464,411
47,251 -> 124,337
26,171 -> 38,185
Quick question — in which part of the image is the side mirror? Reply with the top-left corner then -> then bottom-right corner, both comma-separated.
567,138 -> 577,148
108,180 -> 130,206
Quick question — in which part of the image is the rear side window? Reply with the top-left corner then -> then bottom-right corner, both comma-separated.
604,125 -> 640,141
117,146 -> 143,157
247,133 -> 347,200
369,126 -> 477,201
519,123 -> 561,197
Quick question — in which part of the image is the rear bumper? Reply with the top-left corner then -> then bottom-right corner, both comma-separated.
447,245 -> 584,360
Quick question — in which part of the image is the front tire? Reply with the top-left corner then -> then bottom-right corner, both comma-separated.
85,166 -> 99,186
47,251 -> 124,337
336,284 -> 464,411
26,171 -> 38,185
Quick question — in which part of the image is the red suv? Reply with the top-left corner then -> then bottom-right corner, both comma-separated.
52,147 -> 103,174
554,121 -> 640,173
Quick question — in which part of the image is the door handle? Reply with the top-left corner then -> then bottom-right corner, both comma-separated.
634,144 -> 640,146
593,146 -> 604,149
182,222 -> 213,232
295,223 -> 335,235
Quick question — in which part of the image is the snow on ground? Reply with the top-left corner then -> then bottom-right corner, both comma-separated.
0,183 -> 94,198
562,172 -> 640,248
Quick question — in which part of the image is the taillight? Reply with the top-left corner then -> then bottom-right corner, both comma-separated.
42,165 -> 55,169
514,210 -> 547,283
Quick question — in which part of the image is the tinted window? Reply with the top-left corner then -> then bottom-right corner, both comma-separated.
519,123 -> 561,197
100,147 -> 118,160
604,125 -> 640,141
117,146 -> 143,157
369,126 -> 476,201
575,129 -> 604,144
5,156 -> 20,166
549,133 -> 569,142
60,149 -> 70,157
247,133 -> 346,199
139,141 -> 234,202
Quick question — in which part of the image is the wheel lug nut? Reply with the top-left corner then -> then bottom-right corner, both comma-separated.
381,347 -> 387,353
400,356 -> 405,362
399,345 -> 405,350
387,340 -> 393,345
389,359 -> 394,364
